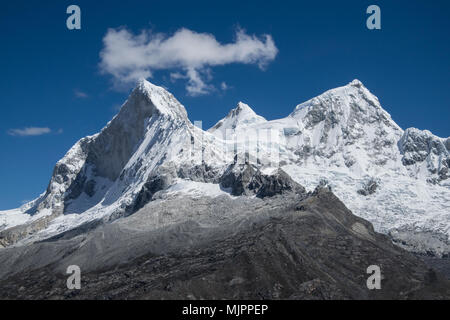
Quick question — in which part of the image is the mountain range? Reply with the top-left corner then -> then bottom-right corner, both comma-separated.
1,79 -> 450,299
1,79 -> 448,256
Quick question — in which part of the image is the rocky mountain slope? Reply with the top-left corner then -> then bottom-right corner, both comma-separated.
1,185 -> 449,300
0,79 -> 449,258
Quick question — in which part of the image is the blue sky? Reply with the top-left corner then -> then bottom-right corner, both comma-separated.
0,0 -> 449,209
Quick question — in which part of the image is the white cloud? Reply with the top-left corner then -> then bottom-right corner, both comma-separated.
100,27 -> 278,95
220,81 -> 230,91
170,72 -> 186,82
74,89 -> 88,98
185,67 -> 213,96
7,127 -> 52,137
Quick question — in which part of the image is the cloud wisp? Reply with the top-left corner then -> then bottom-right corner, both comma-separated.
74,89 -> 89,98
99,27 -> 278,95
7,127 -> 52,137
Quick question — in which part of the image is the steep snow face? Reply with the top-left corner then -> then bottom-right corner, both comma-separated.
45,79 -> 191,213
209,80 -> 406,176
286,79 -> 405,175
208,102 -> 267,139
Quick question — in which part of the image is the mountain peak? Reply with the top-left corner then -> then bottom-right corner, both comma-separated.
126,79 -> 188,121
135,78 -> 163,95
348,79 -> 364,88
236,101 -> 254,111
233,101 -> 259,117
208,102 -> 267,137
132,78 -> 168,103
289,79 -> 395,125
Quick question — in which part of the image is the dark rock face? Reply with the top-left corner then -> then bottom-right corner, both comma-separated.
219,163 -> 305,198
177,164 -> 221,183
130,161 -> 305,217
419,256 -> 450,280
357,178 -> 378,196
130,174 -> 174,212
64,170 -> 88,201
251,169 -> 306,198
398,128 -> 450,181
0,189 -> 449,300
84,180 -> 96,198
63,169 -> 97,202
219,164 -> 258,196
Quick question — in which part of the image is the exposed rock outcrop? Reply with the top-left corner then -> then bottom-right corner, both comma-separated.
219,162 -> 305,198
357,178 -> 379,196
399,128 -> 450,182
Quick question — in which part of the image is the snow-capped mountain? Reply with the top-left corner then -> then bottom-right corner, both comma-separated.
1,79 -> 449,256
208,102 -> 267,139
0,80 -> 227,244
